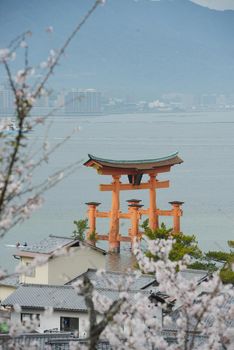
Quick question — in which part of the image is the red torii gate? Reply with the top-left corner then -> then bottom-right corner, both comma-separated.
84,152 -> 183,252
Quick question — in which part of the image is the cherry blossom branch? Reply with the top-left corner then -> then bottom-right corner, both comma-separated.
0,0 -> 104,236
188,278 -> 221,350
77,275 -> 126,350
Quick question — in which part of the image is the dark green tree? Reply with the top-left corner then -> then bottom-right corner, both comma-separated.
141,220 -> 234,283
72,218 -> 89,241
205,240 -> 234,284
0,322 -> 8,333
141,220 -> 214,270
88,230 -> 98,243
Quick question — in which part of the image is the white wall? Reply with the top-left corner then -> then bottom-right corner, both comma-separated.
48,246 -> 106,285
40,310 -> 89,335
18,247 -> 105,286
19,257 -> 49,285
11,309 -> 89,335
0,286 -> 16,303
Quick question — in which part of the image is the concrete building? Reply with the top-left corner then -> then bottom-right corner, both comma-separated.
65,89 -> 101,114
0,86 -> 14,115
201,94 -> 217,107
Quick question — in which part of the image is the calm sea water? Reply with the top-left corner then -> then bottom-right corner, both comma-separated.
1,111 -> 234,270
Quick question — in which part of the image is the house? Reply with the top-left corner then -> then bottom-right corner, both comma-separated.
1,281 -> 157,335
1,284 -> 88,334
66,268 -> 209,317
1,268 -> 212,341
14,235 -> 107,285
1,268 -> 160,334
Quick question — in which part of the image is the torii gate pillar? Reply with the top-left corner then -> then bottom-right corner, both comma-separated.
149,174 -> 159,230
169,201 -> 184,233
109,175 -> 121,252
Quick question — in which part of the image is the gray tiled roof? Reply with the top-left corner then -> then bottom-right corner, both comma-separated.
2,284 -> 87,312
179,269 -> 209,283
66,268 -> 208,292
19,235 -> 76,254
0,275 -> 19,287
166,294 -> 234,331
17,235 -> 107,256
94,288 -> 151,304
1,284 -> 151,312
66,269 -> 156,291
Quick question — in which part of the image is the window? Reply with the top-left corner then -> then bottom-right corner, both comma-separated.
21,313 -> 40,326
25,262 -> 36,277
60,317 -> 79,332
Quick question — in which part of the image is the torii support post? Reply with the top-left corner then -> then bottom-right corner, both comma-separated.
85,202 -> 100,245
109,175 -> 121,253
149,174 -> 159,230
169,201 -> 184,234
128,203 -> 143,248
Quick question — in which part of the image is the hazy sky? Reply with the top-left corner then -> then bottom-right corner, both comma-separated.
1,0 -> 234,97
191,0 -> 234,10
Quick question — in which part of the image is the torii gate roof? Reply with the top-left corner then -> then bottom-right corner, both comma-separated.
84,152 -> 183,175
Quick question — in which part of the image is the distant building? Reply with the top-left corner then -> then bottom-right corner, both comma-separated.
161,93 -> 197,111
65,89 -> 101,114
216,94 -> 227,108
0,85 -> 14,115
33,95 -> 49,108
201,94 -> 217,107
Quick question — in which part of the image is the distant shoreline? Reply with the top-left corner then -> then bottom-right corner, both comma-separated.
1,109 -> 234,118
